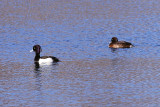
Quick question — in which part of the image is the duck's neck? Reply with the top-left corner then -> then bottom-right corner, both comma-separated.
112,40 -> 118,43
34,53 -> 40,62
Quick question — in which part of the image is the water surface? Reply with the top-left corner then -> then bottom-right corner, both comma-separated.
1,0 -> 160,106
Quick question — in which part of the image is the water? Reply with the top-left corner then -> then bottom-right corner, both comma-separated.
1,0 -> 160,106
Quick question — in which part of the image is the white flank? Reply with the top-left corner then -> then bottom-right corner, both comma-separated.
39,58 -> 53,65
130,45 -> 133,48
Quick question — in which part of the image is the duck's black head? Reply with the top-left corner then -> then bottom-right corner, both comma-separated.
32,45 -> 42,54
111,37 -> 118,43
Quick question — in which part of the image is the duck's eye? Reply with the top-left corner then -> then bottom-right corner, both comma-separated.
33,47 -> 36,50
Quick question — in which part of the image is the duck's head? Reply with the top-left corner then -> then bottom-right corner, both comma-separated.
111,37 -> 118,43
30,45 -> 42,54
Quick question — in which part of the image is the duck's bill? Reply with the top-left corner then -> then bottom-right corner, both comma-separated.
30,49 -> 33,52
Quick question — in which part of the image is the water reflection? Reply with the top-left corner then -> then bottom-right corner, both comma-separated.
33,61 -> 60,94
34,62 -> 59,70
110,48 -> 117,53
32,62 -> 60,106
33,70 -> 42,91
34,62 -> 40,70
33,67 -> 44,107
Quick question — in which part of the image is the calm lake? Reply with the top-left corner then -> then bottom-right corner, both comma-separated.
1,0 -> 160,106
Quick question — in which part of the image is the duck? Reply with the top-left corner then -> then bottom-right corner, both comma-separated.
109,37 -> 134,48
30,45 -> 60,65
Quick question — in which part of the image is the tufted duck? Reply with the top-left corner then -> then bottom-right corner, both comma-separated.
30,45 -> 60,65
109,37 -> 134,48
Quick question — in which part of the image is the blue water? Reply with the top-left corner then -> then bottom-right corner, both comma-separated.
1,0 -> 160,106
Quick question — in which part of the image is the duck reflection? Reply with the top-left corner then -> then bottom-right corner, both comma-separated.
110,48 -> 118,53
34,62 -> 40,70
34,62 -> 59,71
